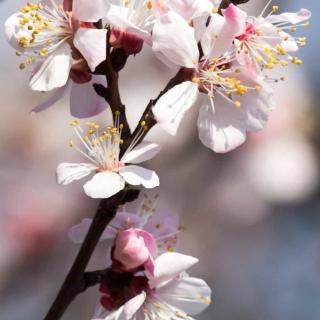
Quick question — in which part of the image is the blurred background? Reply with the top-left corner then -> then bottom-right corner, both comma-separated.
0,0 -> 320,319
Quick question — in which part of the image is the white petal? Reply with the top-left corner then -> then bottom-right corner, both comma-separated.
69,218 -> 92,244
197,95 -> 247,153
70,75 -> 108,118
30,42 -> 73,91
5,13 -> 28,51
83,172 -> 125,199
266,8 -> 311,24
119,166 -> 159,189
152,12 -> 199,68
100,292 -> 146,320
209,4 -> 247,58
74,28 -> 107,72
169,0 -> 213,21
157,276 -> 212,315
121,141 -> 161,164
57,163 -> 97,185
149,252 -> 198,289
32,84 -> 68,113
72,0 -> 110,22
153,82 -> 198,135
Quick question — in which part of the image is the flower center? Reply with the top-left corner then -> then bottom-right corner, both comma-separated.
17,1 -> 72,69
237,22 -> 257,41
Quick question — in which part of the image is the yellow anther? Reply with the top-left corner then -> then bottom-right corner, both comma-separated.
167,245 -> 174,252
290,27 -> 297,33
69,140 -> 75,148
280,60 -> 288,67
19,63 -> 26,70
276,45 -> 286,56
234,84 -> 248,96
304,21 -> 310,27
272,5 -> 279,13
70,119 -> 80,127
234,101 -> 241,108
146,0 -> 152,9
39,47 -> 49,56
212,7 -> 219,14
140,120 -> 146,127
192,77 -> 200,84
291,57 -> 303,65
256,56 -> 263,63
114,110 -> 120,116
280,76 -> 286,81
254,85 -> 261,92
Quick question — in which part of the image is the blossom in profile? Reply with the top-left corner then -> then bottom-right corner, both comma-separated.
5,0 -> 110,117
93,252 -> 212,320
57,118 -> 160,198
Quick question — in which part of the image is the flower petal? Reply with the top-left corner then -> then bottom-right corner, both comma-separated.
100,292 -> 146,320
197,95 -> 247,153
32,84 -> 68,113
69,218 -> 92,244
70,75 -> 108,118
72,0 -> 110,22
157,275 -> 212,315
119,166 -> 159,189
153,81 -> 199,135
152,12 -> 199,68
121,141 -> 161,164
209,4 -> 247,58
57,162 -> 97,185
30,42 -> 73,91
266,8 -> 311,24
83,172 -> 125,199
74,28 -> 107,72
149,252 -> 198,289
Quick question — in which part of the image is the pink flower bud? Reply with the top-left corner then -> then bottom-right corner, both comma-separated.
113,228 -> 157,273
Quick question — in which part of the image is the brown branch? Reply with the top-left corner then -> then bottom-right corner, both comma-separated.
120,68 -> 191,156
43,189 -> 139,320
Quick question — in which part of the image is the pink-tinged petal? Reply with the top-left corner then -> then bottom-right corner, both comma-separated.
157,275 -> 212,315
30,42 -> 73,91
101,292 -> 146,320
144,256 -> 155,275
197,95 -> 247,153
113,229 -> 157,272
209,4 -> 247,58
266,8 -> 311,24
56,163 -> 97,185
152,12 -> 199,68
69,218 -> 92,244
73,28 -> 107,72
153,81 -> 199,135
102,211 -> 143,240
149,252 -> 198,289
119,166 -> 160,189
136,229 -> 158,256
70,75 -> 108,118
83,172 -> 125,199
32,84 -> 68,113
72,0 -> 110,22
121,142 -> 161,164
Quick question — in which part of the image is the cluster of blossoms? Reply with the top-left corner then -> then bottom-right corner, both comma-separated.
71,195 -> 211,319
4,0 -> 311,319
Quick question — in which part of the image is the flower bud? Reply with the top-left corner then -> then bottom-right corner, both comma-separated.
113,228 -> 157,273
